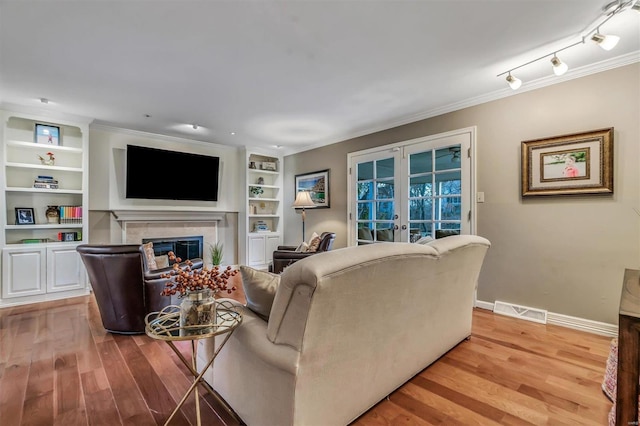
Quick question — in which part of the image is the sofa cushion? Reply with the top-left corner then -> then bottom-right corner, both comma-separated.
240,265 -> 281,321
142,242 -> 157,270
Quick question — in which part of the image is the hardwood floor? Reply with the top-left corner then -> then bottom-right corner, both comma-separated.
0,294 -> 613,425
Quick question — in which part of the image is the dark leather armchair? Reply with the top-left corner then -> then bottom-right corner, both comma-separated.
77,244 -> 203,334
272,232 -> 336,274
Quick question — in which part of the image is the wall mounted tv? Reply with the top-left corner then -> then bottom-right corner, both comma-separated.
126,145 -> 219,201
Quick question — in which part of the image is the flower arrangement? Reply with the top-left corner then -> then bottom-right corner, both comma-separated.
37,152 -> 55,166
160,251 -> 237,297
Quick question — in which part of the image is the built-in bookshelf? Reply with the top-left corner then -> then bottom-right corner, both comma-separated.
241,151 -> 283,269
1,110 -> 90,305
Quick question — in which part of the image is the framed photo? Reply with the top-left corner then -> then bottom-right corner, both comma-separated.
34,123 -> 61,145
521,128 -> 613,197
15,207 -> 35,225
295,169 -> 330,208
261,161 -> 277,171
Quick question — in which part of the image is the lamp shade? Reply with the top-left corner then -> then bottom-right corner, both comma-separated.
292,191 -> 316,209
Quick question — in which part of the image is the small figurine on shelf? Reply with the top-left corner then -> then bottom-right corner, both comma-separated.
256,177 -> 264,184
37,152 -> 55,166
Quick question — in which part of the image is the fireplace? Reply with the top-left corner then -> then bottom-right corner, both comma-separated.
143,236 -> 203,262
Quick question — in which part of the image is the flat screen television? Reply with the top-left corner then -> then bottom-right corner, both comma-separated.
126,145 -> 219,201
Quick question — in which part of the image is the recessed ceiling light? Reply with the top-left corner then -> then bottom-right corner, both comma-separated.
230,132 -> 236,135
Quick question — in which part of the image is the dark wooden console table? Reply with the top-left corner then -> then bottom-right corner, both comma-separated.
617,268 -> 640,425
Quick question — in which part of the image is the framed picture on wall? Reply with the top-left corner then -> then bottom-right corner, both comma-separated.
295,169 -> 330,208
521,128 -> 613,197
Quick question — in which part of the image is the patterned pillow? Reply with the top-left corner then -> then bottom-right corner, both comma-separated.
142,242 -> 157,270
240,266 -> 281,321
295,242 -> 309,252
307,232 -> 321,252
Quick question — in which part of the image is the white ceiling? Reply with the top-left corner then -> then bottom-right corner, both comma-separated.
1,1 -> 638,155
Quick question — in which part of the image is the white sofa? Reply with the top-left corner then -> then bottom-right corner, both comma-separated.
199,235 -> 490,425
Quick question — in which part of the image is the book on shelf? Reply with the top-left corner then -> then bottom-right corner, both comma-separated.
33,182 -> 59,189
57,231 -> 82,242
33,175 -> 59,189
21,238 -> 54,244
58,205 -> 83,224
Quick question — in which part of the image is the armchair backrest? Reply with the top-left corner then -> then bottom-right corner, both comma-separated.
77,244 -> 146,333
317,232 -> 336,252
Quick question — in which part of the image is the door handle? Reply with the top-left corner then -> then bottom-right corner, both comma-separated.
401,225 -> 407,230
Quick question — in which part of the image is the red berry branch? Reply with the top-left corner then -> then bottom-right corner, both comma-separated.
160,251 -> 237,297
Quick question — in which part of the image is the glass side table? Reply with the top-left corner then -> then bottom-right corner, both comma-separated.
145,300 -> 243,426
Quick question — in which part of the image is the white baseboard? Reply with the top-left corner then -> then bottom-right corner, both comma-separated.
474,299 -> 617,337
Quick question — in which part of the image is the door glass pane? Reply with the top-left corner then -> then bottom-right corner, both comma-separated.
357,202 -> 372,220
409,199 -> 432,220
358,161 -> 373,180
435,171 -> 461,195
375,223 -> 394,242
438,196 -> 461,220
376,180 -> 394,200
410,151 -> 432,174
357,181 -> 373,201
409,175 -> 432,197
435,147 -> 461,171
376,202 -> 394,220
376,157 -> 394,179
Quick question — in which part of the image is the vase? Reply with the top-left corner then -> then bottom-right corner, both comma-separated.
46,206 -> 59,224
179,289 -> 217,335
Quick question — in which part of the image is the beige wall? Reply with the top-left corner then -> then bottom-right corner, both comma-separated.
283,63 -> 640,324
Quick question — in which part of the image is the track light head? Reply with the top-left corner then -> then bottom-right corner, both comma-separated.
591,32 -> 620,50
550,55 -> 568,76
506,73 -> 522,90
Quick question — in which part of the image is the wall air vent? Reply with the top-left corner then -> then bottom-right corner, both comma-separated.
493,301 -> 548,324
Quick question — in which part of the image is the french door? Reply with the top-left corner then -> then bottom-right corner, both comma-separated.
347,128 -> 474,245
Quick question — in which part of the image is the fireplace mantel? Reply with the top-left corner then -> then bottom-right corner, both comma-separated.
110,210 -> 225,223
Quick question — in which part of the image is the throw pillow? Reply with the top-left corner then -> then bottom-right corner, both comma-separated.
142,242 -> 157,270
376,229 -> 394,242
240,265 -> 281,321
307,232 -> 321,252
155,254 -> 169,269
415,236 -> 434,245
295,242 -> 309,252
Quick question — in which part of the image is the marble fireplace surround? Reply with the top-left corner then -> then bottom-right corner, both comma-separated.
111,210 -> 225,263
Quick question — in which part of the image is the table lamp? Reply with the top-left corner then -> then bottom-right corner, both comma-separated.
292,191 -> 316,241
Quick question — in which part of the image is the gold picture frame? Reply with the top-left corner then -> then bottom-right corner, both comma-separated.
521,128 -> 613,197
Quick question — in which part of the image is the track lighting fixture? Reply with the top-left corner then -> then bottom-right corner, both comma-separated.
506,73 -> 522,90
497,0 -> 636,89
192,124 -> 198,130
591,30 -> 620,50
550,55 -> 568,76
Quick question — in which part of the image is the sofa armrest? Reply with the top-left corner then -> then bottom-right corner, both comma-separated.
276,245 -> 297,251
272,251 -> 314,261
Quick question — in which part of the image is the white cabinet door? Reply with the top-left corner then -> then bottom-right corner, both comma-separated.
2,247 -> 46,298
46,246 -> 85,293
265,235 -> 280,264
248,235 -> 266,266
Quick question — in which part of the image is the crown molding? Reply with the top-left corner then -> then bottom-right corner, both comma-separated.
283,51 -> 640,157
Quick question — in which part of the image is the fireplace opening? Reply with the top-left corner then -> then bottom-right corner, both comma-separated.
142,236 -> 204,263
